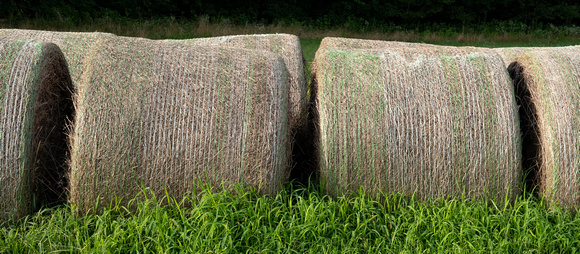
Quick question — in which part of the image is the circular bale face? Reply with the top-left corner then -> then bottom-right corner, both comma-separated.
69,36 -> 290,214
167,34 -> 308,131
0,40 -> 73,222
508,48 -> 580,210
313,45 -> 521,203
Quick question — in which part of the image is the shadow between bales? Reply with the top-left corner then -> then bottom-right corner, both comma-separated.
289,73 -> 319,185
33,47 -> 75,211
508,61 -> 540,196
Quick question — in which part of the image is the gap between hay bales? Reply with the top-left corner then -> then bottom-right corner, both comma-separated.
508,61 -> 540,195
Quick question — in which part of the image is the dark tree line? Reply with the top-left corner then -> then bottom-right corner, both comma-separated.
2,0 -> 579,27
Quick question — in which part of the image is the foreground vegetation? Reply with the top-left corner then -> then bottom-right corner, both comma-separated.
1,182 -> 579,253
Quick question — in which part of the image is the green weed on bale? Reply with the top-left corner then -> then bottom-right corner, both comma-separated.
508,48 -> 580,211
0,39 -> 73,221
69,36 -> 290,214
313,41 -> 521,203
167,34 -> 308,131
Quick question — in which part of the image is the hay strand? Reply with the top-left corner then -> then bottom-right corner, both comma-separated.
313,42 -> 521,202
0,39 -> 73,221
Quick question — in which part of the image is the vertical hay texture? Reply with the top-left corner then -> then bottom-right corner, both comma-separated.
171,34 -> 307,129
508,48 -> 580,210
70,36 -> 289,213
0,40 -> 73,221
313,45 -> 521,202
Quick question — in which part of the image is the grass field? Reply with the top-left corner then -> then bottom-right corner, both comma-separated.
1,21 -> 580,252
1,182 -> 579,253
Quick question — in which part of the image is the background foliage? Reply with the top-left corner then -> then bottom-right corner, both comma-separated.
2,0 -> 579,30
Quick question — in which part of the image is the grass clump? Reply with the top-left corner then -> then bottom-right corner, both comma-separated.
1,182 -> 580,253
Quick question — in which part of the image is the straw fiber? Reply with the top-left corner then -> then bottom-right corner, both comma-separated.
171,34 -> 307,129
0,40 -> 73,221
69,36 -> 289,213
508,48 -> 580,210
313,44 -> 521,202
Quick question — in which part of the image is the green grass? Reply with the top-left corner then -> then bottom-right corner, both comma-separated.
1,182 -> 579,253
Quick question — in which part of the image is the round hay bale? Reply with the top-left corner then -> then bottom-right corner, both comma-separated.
69,36 -> 289,213
508,48 -> 580,210
313,46 -> 521,202
0,39 -> 73,221
167,34 -> 307,130
0,29 -> 114,87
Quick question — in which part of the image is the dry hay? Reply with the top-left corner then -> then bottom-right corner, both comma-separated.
0,39 -> 74,221
69,36 -> 289,213
0,29 -> 114,87
494,46 -> 580,66
318,37 -> 434,52
168,34 -> 307,129
313,45 -> 521,202
508,47 -> 580,210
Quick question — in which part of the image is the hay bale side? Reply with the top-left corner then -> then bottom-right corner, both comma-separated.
169,34 -> 307,129
0,40 -> 73,221
508,48 -> 580,210
0,29 -> 114,86
313,46 -> 521,202
69,37 -> 289,213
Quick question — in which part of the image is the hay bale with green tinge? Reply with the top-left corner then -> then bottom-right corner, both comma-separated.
69,36 -> 289,213
508,48 -> 580,210
0,39 -> 74,221
0,29 -> 114,87
168,34 -> 307,129
313,46 -> 521,202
